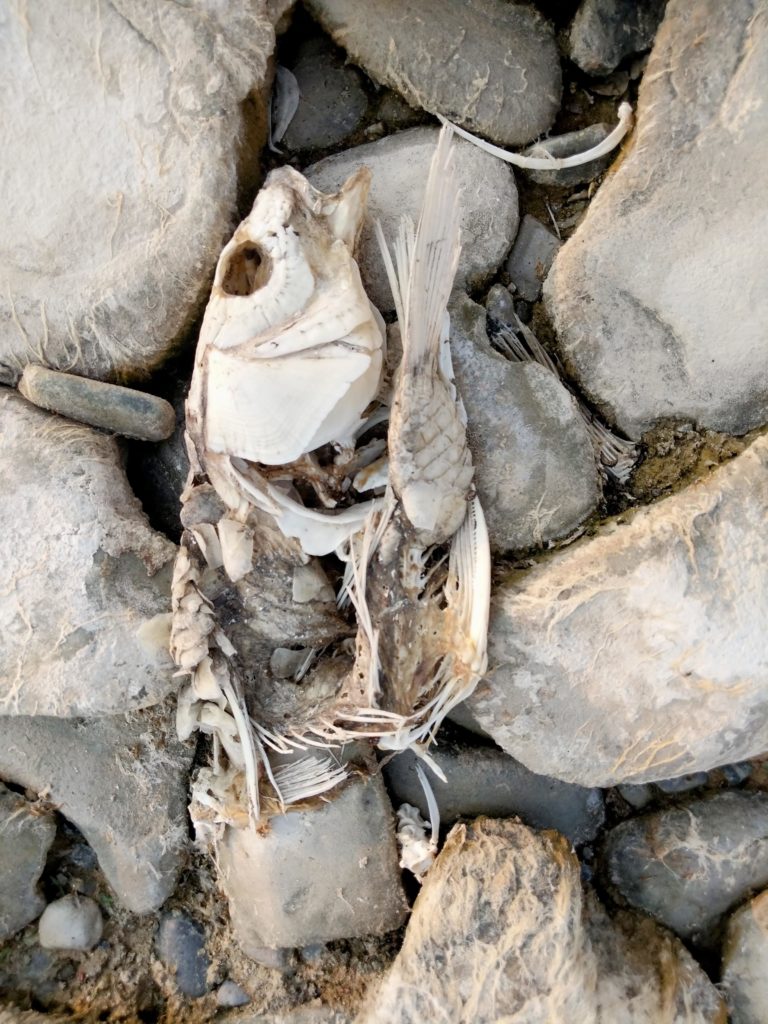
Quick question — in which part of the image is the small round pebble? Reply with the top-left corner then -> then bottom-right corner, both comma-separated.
216,980 -> 251,1008
156,912 -> 210,998
38,895 -> 103,951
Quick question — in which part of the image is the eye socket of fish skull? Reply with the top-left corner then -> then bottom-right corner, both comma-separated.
220,243 -> 272,297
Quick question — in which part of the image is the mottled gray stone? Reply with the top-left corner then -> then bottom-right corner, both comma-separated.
546,0 -> 768,439
19,366 -> 175,441
157,912 -> 210,998
38,895 -> 103,951
218,771 -> 407,951
283,36 -> 369,151
0,702 -> 193,914
356,818 -> 724,1023
602,792 -> 768,947
522,124 -> 612,187
570,0 -> 666,75
0,390 -> 177,717
384,735 -> 604,844
306,129 -> 518,312
722,889 -> 768,1024
654,772 -> 709,795
450,293 -> 600,554
0,0 -> 275,385
0,783 -> 55,940
506,215 -> 562,301
467,434 -> 768,786
617,784 -> 653,810
305,0 -> 561,145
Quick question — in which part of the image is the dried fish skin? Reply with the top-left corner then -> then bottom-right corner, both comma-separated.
186,165 -> 385,474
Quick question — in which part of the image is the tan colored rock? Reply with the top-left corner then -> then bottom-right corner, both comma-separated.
356,818 -> 724,1023
467,434 -> 768,786
0,389 -> 176,717
722,890 -> 768,1024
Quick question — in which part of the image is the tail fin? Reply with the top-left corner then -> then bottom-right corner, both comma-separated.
376,126 -> 461,371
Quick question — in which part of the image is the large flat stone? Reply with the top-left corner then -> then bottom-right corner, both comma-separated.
450,294 -> 600,554
0,390 -> 176,717
467,434 -> 768,786
218,770 -> 407,951
545,0 -> 768,439
0,0 -> 275,385
306,131 -> 518,313
304,0 -> 561,145
0,702 -> 193,914
356,818 -> 724,1023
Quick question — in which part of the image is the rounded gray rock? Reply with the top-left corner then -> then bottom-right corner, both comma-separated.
305,0 -> 561,145
0,784 -> 56,941
602,791 -> 768,948
0,0 -> 275,386
449,293 -> 600,554
157,912 -> 210,998
569,0 -> 666,76
306,128 -> 518,313
722,889 -> 768,1024
38,895 -> 103,951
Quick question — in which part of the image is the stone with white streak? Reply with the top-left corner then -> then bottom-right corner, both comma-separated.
306,129 -> 518,313
356,818 -> 724,1023
545,0 -> 768,439
0,0 -> 275,385
467,433 -> 768,786
0,389 -> 176,717
304,0 -> 561,145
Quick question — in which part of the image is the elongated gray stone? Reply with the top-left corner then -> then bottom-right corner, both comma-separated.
218,771 -> 407,951
602,792 -> 768,948
0,0 -> 275,385
0,389 -> 176,717
384,736 -> 604,844
19,365 -> 175,441
546,0 -> 768,439
0,783 -> 55,940
450,294 -> 600,554
722,889 -> 768,1024
306,130 -> 518,313
522,124 -> 612,187
0,703 -> 192,914
305,0 -> 561,146
356,818 -> 724,1023
467,434 -> 768,786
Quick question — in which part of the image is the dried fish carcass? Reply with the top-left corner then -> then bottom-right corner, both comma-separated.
170,130 -> 491,879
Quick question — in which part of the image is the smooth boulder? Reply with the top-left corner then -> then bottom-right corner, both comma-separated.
0,784 -> 55,940
545,0 -> 768,439
467,434 -> 768,786
306,130 -> 518,313
0,0 -> 275,384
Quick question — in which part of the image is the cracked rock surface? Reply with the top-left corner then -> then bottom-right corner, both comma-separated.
0,390 -> 177,717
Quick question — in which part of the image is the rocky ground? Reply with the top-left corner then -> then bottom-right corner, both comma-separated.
1,0 -> 767,1021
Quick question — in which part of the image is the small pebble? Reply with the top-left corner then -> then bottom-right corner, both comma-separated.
216,980 -> 251,1008
722,762 -> 753,786
38,895 -> 103,951
156,912 -> 210,998
19,365 -> 175,442
618,783 -> 654,809
505,215 -> 561,302
521,123 -> 612,187
485,283 -> 517,325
